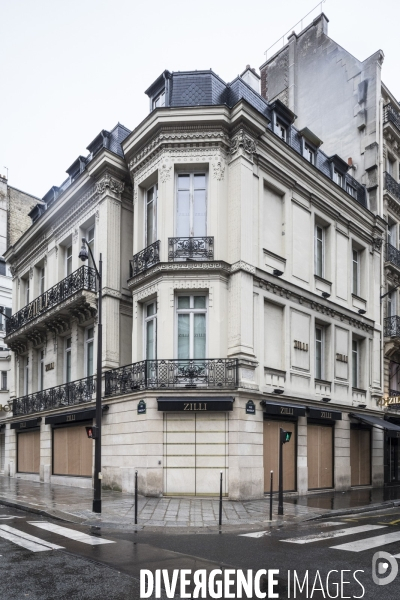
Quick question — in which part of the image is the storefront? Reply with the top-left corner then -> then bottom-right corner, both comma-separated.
350,426 -> 371,486
306,407 -> 341,490
11,418 -> 41,474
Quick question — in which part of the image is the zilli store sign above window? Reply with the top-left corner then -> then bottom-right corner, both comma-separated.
0,404 -> 11,412
377,397 -> 400,407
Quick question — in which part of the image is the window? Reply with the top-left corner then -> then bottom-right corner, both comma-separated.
153,90 -> 165,109
66,245 -> 72,276
85,327 -> 94,377
388,156 -> 395,177
146,185 -> 158,246
333,169 -> 343,187
176,173 -> 206,238
176,295 -> 206,360
24,356 -> 29,395
25,277 -> 30,305
388,222 -> 397,247
315,225 -> 324,278
65,337 -> 72,383
86,227 -> 95,270
39,350 -> 44,392
352,249 -> 360,295
0,260 -> 6,276
144,302 -> 157,361
390,361 -> 400,394
40,267 -> 45,295
352,340 -> 358,388
388,290 -> 397,318
1,371 -> 7,391
304,144 -> 315,164
346,184 -> 356,198
276,120 -> 287,142
315,327 -> 324,380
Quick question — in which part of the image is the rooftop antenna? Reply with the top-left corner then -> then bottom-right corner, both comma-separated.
264,0 -> 326,60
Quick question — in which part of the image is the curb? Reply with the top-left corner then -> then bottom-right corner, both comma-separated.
306,500 -> 400,520
0,497 -> 83,524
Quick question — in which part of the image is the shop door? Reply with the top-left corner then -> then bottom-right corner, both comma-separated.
263,420 -> 296,492
350,429 -> 371,486
307,424 -> 333,489
388,437 -> 400,483
17,430 -> 40,474
53,426 -> 92,477
0,432 -> 5,472
164,413 -> 228,496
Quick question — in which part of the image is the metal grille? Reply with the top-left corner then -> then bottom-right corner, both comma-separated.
129,241 -> 160,277
6,266 -> 96,336
384,316 -> 400,337
384,104 -> 400,132
105,358 -> 239,396
385,172 -> 400,201
386,243 -> 400,269
168,237 -> 214,261
12,375 -> 95,416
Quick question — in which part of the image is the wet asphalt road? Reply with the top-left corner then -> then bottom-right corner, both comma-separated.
2,505 -> 400,599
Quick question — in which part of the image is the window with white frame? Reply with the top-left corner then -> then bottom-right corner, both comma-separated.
352,249 -> 360,295
1,371 -> 7,391
352,340 -> 359,388
176,295 -> 207,360
388,156 -> 395,178
315,225 -> 324,277
25,277 -> 30,305
86,226 -> 95,270
66,245 -> 72,276
333,169 -> 343,187
24,356 -> 29,395
346,184 -> 356,198
38,349 -> 44,392
304,144 -> 315,164
388,289 -> 397,318
176,173 -> 207,238
146,185 -> 158,246
144,302 -> 157,361
390,361 -> 400,394
315,326 -> 324,380
276,119 -> 287,142
152,90 -> 165,109
85,327 -> 94,377
65,337 -> 72,383
40,267 -> 45,295
388,221 -> 397,247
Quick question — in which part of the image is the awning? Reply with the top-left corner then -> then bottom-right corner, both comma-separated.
307,407 -> 342,421
350,413 -> 400,438
261,400 -> 306,418
157,397 -> 234,412
45,408 -> 96,425
11,417 -> 42,430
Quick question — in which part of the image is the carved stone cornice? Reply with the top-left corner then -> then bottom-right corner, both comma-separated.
229,129 -> 257,157
96,173 -> 125,196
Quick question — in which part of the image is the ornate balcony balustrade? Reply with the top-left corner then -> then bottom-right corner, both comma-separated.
105,358 -> 238,396
129,240 -> 160,277
12,375 -> 95,417
168,237 -> 214,261
384,104 -> 400,132
384,316 -> 400,338
385,172 -> 400,202
6,266 -> 96,337
386,243 -> 400,269
389,389 -> 400,398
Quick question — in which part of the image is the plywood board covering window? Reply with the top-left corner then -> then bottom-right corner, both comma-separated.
17,431 -> 40,474
307,424 -> 333,489
53,426 -> 92,477
263,420 -> 296,492
350,429 -> 371,486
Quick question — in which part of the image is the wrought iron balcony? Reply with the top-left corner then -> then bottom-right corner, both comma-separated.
168,237 -> 214,261
384,316 -> 400,338
384,172 -> 400,202
386,243 -> 400,269
389,389 -> 400,398
6,266 -> 96,337
384,104 -> 400,132
104,358 -> 238,396
129,240 -> 160,277
12,375 -> 95,417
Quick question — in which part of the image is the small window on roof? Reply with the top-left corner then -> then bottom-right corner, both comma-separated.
276,119 -> 287,142
333,169 -> 343,187
346,184 -> 356,198
304,144 -> 315,165
153,90 -> 165,109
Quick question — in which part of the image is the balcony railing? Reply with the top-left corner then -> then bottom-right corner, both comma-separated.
386,243 -> 400,269
389,389 -> 400,397
384,104 -> 400,132
6,266 -> 96,336
385,172 -> 400,202
104,358 -> 239,396
129,240 -> 160,277
384,316 -> 400,337
12,375 -> 95,417
168,237 -> 214,261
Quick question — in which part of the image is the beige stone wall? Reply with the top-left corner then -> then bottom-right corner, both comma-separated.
7,185 -> 39,248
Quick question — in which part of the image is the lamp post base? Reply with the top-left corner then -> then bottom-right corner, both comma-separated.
92,499 -> 102,514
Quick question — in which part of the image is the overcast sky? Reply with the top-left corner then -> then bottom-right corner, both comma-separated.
1,0 -> 399,198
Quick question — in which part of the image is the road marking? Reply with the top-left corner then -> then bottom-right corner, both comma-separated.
282,524 -> 386,544
332,530 -> 400,552
0,525 -> 64,552
28,522 -> 115,545
239,531 -> 271,538
0,516 -> 25,520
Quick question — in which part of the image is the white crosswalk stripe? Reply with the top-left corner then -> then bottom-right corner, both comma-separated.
0,525 -> 64,552
28,521 -> 115,545
239,531 -> 271,538
281,524 -> 386,544
331,530 -> 400,552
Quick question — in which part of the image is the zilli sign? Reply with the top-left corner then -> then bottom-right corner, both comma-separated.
0,404 -> 10,412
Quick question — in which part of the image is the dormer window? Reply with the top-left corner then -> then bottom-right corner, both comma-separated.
333,169 -> 343,187
304,144 -> 315,164
153,90 -> 165,109
346,184 -> 356,198
276,120 -> 287,142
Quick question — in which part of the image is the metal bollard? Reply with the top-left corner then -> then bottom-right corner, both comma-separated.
135,470 -> 138,525
219,471 -> 223,527
269,470 -> 273,521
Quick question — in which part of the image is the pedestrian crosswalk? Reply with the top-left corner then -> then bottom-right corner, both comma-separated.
28,522 -> 115,546
282,524 -> 386,544
0,525 -> 64,552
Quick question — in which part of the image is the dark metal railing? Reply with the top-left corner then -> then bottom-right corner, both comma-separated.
168,237 -> 214,261
384,104 -> 400,132
12,375 -> 95,416
386,243 -> 400,269
384,316 -> 400,337
385,172 -> 400,201
104,358 -> 239,396
129,241 -> 160,277
6,266 -> 96,336
389,389 -> 400,397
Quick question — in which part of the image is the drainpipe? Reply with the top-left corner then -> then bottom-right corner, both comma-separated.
379,94 -> 384,403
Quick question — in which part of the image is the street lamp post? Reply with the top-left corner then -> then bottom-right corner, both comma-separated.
79,238 -> 102,514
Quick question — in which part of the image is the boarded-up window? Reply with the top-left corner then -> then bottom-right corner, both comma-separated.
350,429 -> 371,486
17,431 -> 40,474
307,424 -> 333,489
264,302 -> 284,371
263,420 -> 296,492
53,426 -> 92,477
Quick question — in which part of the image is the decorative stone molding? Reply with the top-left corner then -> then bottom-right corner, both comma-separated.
230,130 -> 257,156
212,155 -> 225,180
96,173 -> 124,196
73,228 -> 79,243
230,261 -> 256,274
159,161 -> 172,183
29,268 -> 34,279
136,284 -> 158,301
372,236 -> 383,250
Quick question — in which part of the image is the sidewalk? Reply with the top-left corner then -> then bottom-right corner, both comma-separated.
0,476 -> 397,531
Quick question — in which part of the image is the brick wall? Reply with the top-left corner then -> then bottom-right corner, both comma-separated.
7,184 -> 39,248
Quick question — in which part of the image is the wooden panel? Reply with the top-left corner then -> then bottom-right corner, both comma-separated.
17,431 -> 40,474
263,420 -> 296,492
351,429 -> 371,486
53,426 -> 92,477
308,424 -> 333,489
307,425 -> 319,489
